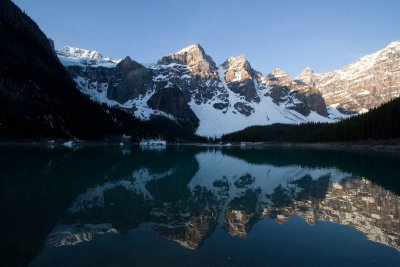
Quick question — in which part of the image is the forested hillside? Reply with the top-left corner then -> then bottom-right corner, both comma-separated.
222,97 -> 400,142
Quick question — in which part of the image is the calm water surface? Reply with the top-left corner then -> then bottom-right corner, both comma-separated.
0,145 -> 399,267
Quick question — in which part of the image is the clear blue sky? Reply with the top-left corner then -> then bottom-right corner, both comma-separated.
13,0 -> 400,76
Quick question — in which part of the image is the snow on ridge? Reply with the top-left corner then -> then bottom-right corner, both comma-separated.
386,39 -> 400,50
224,54 -> 249,70
226,54 -> 247,64
314,40 -> 400,79
56,46 -> 121,68
269,68 -> 289,78
174,44 -> 200,55
57,56 -> 120,68
57,46 -> 103,59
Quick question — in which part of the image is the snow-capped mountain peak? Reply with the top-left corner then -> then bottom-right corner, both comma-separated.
158,44 -> 218,79
226,54 -> 248,64
56,46 -> 121,68
223,54 -> 251,69
57,46 -> 103,59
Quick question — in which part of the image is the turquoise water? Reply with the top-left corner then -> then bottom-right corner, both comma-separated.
1,145 -> 399,266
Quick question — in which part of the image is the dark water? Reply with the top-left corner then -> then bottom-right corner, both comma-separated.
0,145 -> 399,267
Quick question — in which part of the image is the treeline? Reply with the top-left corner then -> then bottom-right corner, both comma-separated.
222,97 -> 400,142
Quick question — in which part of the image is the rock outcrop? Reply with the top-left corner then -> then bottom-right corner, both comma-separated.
107,57 -> 153,103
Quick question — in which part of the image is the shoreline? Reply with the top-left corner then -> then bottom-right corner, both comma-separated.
0,139 -> 399,156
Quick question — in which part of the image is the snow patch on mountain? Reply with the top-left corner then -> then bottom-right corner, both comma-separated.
73,76 -> 175,121
74,76 -> 122,107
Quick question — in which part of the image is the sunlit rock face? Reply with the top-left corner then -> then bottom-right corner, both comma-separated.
296,41 -> 400,113
154,44 -> 227,112
158,44 -> 218,79
221,55 -> 259,103
44,150 -> 400,251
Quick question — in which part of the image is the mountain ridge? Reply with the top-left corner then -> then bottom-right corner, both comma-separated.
57,42 -> 369,137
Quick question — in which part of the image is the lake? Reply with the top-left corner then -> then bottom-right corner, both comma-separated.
1,145 -> 399,267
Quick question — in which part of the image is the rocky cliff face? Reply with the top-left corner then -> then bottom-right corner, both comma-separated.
147,84 -> 200,130
107,57 -> 153,103
296,41 -> 400,113
263,68 -> 329,117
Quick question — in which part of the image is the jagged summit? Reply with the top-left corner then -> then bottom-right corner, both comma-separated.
296,67 -> 315,84
223,54 -> 251,69
57,46 -> 103,59
158,43 -> 217,78
222,54 -> 255,82
269,68 -> 289,78
300,67 -> 314,75
56,46 -> 120,68
164,43 -> 207,60
226,53 -> 248,63
175,44 -> 203,55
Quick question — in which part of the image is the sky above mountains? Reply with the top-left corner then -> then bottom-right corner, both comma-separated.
13,0 -> 400,76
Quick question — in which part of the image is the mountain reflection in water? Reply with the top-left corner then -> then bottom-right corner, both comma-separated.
44,149 -> 400,251
1,146 -> 399,267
